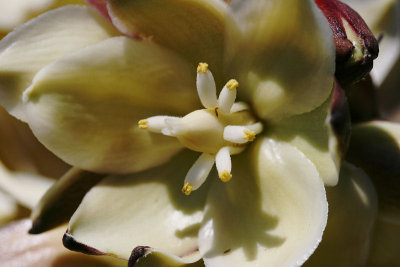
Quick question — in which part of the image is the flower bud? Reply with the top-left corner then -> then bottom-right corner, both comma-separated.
315,0 -> 379,86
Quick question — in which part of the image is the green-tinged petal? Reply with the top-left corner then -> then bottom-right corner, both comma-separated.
305,162 -> 378,267
0,190 -> 18,226
0,219 -> 126,267
347,121 -> 400,221
66,152 -> 207,263
0,0 -> 53,31
0,107 -> 69,177
30,168 -> 105,234
107,0 -> 229,83
0,5 -> 119,121
23,36 -> 199,174
368,216 -> 400,266
268,94 -> 340,186
0,162 -> 53,209
199,138 -> 327,266
228,0 -> 335,120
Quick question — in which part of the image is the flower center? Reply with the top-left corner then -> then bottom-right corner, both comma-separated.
138,63 -> 262,195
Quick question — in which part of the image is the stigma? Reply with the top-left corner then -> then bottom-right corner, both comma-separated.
139,63 -> 262,195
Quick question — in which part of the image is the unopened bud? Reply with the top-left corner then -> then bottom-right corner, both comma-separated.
315,0 -> 379,86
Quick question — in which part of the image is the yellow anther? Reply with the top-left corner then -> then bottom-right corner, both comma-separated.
197,62 -> 209,73
226,79 -> 239,91
219,170 -> 232,182
138,119 -> 148,129
243,129 -> 256,141
182,182 -> 194,195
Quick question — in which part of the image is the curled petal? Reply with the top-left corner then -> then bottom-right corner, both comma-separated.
199,139 -> 327,266
227,0 -> 335,120
23,37 -> 199,174
0,220 -> 126,267
304,162 -> 378,266
269,91 -> 343,186
30,168 -> 105,234
0,5 -> 119,121
347,121 -> 400,220
107,0 -> 229,83
66,152 -> 207,263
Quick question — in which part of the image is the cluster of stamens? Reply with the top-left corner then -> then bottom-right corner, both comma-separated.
139,63 -> 262,195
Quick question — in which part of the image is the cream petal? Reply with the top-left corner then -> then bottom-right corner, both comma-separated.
304,162 -> 378,267
347,121 -> 400,221
0,107 -> 70,178
30,168 -> 105,234
107,0 -> 229,83
368,216 -> 400,266
23,36 -> 200,174
268,94 -> 340,186
0,5 -> 119,121
0,0 -> 53,31
0,219 -> 127,267
227,0 -> 335,120
199,138 -> 327,267
66,152 -> 207,262
0,190 -> 18,226
0,162 -> 53,209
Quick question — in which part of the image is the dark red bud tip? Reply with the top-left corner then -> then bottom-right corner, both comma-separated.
315,0 -> 379,86
330,82 -> 351,158
128,246 -> 151,267
63,232 -> 106,255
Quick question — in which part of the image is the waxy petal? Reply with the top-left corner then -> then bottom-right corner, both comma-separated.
0,162 -> 53,209
269,93 -> 343,186
347,121 -> 400,221
199,139 -> 327,266
228,0 -> 335,120
0,5 -> 119,122
0,220 -> 126,267
107,0 -> 228,83
0,0 -> 53,31
304,162 -> 377,266
30,168 -> 105,234
66,152 -> 207,263
23,36 -> 199,174
0,107 -> 69,177
85,0 -> 111,21
368,216 -> 400,266
0,190 -> 18,226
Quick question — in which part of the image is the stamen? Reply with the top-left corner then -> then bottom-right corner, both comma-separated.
243,130 -> 256,141
197,62 -> 208,73
196,63 -> 217,109
223,124 -> 262,144
218,79 -> 238,114
183,153 -> 215,195
138,119 -> 148,129
138,116 -> 180,134
182,182 -> 194,196
226,79 -> 239,91
216,147 -> 232,182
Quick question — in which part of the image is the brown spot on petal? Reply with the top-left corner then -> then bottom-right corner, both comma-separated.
63,232 -> 106,256
128,246 -> 151,267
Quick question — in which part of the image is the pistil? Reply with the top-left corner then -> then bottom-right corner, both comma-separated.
139,63 -> 263,195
